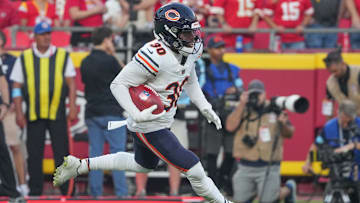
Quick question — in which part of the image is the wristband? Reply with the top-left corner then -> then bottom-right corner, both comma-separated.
12,88 -> 22,98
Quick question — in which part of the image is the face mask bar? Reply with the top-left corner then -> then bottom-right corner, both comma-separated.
179,29 -> 202,48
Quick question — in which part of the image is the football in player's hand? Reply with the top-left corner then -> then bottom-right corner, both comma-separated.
129,84 -> 164,114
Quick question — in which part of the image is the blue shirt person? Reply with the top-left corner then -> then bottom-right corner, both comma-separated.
203,36 -> 243,100
202,35 -> 243,195
303,100 -> 360,203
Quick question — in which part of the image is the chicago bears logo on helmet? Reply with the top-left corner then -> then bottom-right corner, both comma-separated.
165,9 -> 180,21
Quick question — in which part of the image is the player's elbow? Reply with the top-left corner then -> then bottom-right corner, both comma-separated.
110,73 -> 125,95
110,83 -> 116,93
110,82 -> 120,96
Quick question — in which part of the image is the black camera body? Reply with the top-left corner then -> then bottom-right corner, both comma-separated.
247,92 -> 260,109
242,134 -> 258,148
211,92 -> 240,121
208,92 -> 241,135
317,143 -> 354,180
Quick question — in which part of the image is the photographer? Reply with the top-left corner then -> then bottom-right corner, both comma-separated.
323,47 -> 360,118
226,79 -> 296,203
302,100 -> 360,202
202,36 -> 243,194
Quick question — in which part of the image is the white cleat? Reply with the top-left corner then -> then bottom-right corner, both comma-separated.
53,155 -> 81,187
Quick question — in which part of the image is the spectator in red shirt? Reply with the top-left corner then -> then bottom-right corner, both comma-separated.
211,0 -> 263,50
133,0 -> 210,28
0,0 -> 20,29
263,0 -> 313,50
66,0 -> 106,46
345,0 -> 360,49
183,0 -> 211,27
18,0 -> 60,27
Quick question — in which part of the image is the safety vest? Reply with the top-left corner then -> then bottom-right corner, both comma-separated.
20,48 -> 68,121
326,66 -> 360,115
232,104 -> 292,162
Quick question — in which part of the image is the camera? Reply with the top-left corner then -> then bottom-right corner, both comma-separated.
269,95 -> 309,114
242,134 -> 258,148
316,140 -> 354,180
346,121 -> 360,137
211,91 -> 241,120
247,92 -> 260,109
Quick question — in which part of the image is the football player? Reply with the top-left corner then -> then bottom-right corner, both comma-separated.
53,3 -> 232,203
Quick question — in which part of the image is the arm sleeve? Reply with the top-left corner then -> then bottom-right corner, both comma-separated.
315,130 -> 327,146
231,65 -> 243,88
211,0 -> 226,15
184,67 -> 212,111
110,61 -> 152,116
304,0 -> 314,15
254,0 -> 264,15
263,1 -> 275,16
9,57 -> 23,83
65,56 -> 76,78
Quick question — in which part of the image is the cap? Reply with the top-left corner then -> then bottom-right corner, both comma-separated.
248,79 -> 265,93
34,22 -> 52,35
207,36 -> 225,49
323,47 -> 343,67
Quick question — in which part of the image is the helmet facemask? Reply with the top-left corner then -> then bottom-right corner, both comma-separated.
162,22 -> 202,56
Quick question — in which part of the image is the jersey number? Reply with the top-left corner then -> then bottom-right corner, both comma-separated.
164,77 -> 189,112
150,43 -> 166,55
281,2 -> 300,21
237,0 -> 255,17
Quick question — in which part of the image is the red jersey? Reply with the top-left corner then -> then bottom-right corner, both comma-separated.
66,0 -> 105,27
18,0 -> 58,26
154,0 -> 210,27
264,0 -> 313,43
212,0 -> 263,46
0,0 -> 19,29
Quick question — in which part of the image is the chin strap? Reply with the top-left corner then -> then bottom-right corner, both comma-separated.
179,41 -> 203,56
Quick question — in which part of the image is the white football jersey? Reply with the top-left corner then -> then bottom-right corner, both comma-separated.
127,39 -> 203,133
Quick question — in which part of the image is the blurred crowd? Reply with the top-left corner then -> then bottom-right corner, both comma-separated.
0,0 -> 360,51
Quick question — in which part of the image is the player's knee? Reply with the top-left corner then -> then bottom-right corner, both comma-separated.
135,163 -> 152,173
184,162 -> 206,181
